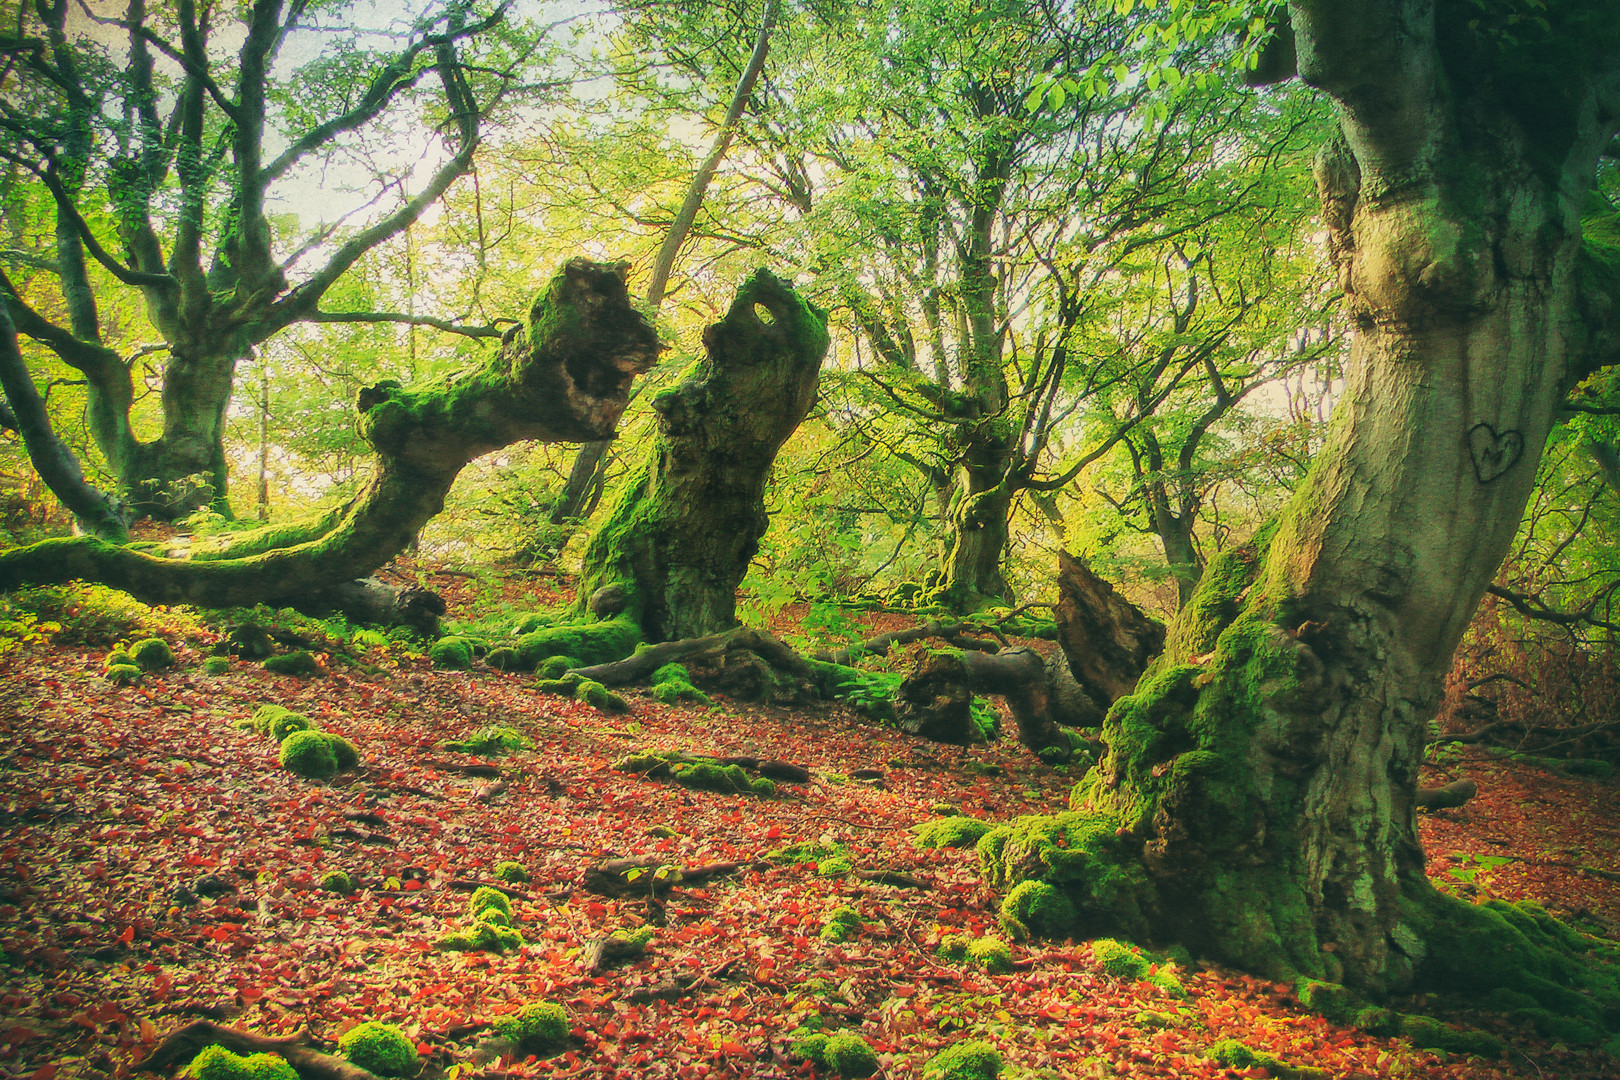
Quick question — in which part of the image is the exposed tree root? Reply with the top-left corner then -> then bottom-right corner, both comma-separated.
142,1021 -> 379,1080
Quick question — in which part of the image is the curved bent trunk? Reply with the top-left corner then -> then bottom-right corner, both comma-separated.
576,269 -> 828,642
984,3 -> 1620,1003
0,261 -> 659,606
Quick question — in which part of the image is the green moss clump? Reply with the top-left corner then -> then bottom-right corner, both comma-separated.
180,1045 -> 298,1080
793,1032 -> 831,1066
493,861 -> 529,883
268,711 -> 312,742
975,810 -> 1155,943
263,650 -> 319,676
1145,970 -> 1188,998
535,655 -> 578,679
336,1021 -> 416,1077
1092,938 -> 1150,980
1398,1015 -> 1506,1056
751,777 -> 778,797
130,637 -> 175,671
252,704 -> 296,735
104,648 -> 134,670
822,1032 -> 879,1078
650,662 -> 710,705
820,905 -> 864,943
106,663 -> 142,686
574,678 -> 628,712
203,656 -> 230,675
468,885 -> 512,918
998,880 -> 1077,941
967,936 -> 1012,974
912,816 -> 993,850
428,636 -> 475,669
922,1040 -> 1003,1080
436,922 -> 522,952
938,934 -> 970,961
1205,1040 -> 1286,1072
440,725 -> 526,755
514,613 -> 640,668
671,761 -> 753,794
325,734 -> 359,770
614,752 -> 674,777
493,1001 -> 569,1055
475,907 -> 514,928
485,647 -> 521,671
817,855 -> 854,876
279,729 -> 338,779
320,871 -> 355,895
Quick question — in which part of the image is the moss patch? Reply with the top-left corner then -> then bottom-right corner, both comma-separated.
493,1001 -> 568,1056
428,636 -> 475,669
279,729 -> 337,779
180,1046 -> 297,1080
820,905 -> 864,943
921,1040 -> 1003,1080
440,725 -> 526,755
336,1021 -> 416,1077
1092,938 -> 1150,980
129,637 -> 174,671
976,810 -> 1155,943
912,816 -> 993,850
262,650 -> 319,676
998,880 -> 1077,941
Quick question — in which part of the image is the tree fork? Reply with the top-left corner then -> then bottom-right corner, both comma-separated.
0,261 -> 659,606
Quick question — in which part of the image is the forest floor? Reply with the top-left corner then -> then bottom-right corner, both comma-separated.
1,563 -> 1619,1080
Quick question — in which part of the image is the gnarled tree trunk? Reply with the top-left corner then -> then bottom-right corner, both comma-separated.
984,1 -> 1620,1004
0,261 -> 659,606
575,269 -> 828,642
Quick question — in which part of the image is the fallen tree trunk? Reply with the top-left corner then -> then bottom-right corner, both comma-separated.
0,261 -> 660,606
303,577 -> 447,636
1415,778 -> 1478,810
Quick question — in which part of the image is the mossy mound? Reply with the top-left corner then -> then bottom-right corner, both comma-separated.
262,650 -> 319,676
792,1031 -> 879,1078
325,734 -> 359,770
268,711 -> 312,742
180,1046 -> 297,1080
650,662 -> 710,705
320,871 -> 355,895
922,1039 -> 1003,1080
1205,1040 -> 1291,1073
574,678 -> 629,713
1092,938 -> 1150,980
437,921 -> 523,952
967,936 -> 1012,974
976,810 -> 1155,943
252,704 -> 299,736
428,636 -> 476,669
820,905 -> 864,943
493,1001 -> 569,1056
203,656 -> 230,675
106,663 -> 142,686
336,1021 -> 416,1077
912,816 -> 993,850
129,637 -> 175,671
999,880 -> 1077,940
104,648 -> 134,670
938,934 -> 971,962
535,654 -> 578,679
468,886 -> 513,918
485,647 -> 522,671
279,729 -> 338,779
440,725 -> 525,755
1145,969 -> 1188,998
493,860 -> 529,883
514,613 -> 640,669
614,751 -> 781,797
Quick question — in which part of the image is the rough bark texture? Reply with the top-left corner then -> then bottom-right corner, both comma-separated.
0,261 -> 659,606
984,0 -> 1620,1005
1053,549 -> 1166,705
576,269 -> 828,642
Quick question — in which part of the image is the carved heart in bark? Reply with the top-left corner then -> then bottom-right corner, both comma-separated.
1467,423 -> 1524,484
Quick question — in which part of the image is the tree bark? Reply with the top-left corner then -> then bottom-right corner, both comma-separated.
0,306 -> 128,540
1053,550 -> 1166,705
0,261 -> 659,606
984,1 -> 1620,1000
575,269 -> 827,641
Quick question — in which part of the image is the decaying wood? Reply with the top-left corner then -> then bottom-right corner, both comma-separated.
581,932 -> 651,973
1053,549 -> 1165,705
571,626 -> 817,687
582,856 -> 757,898
713,755 -> 812,783
422,759 -> 503,778
1415,778 -> 1478,810
304,577 -> 447,636
142,1021 -> 378,1080
852,869 -> 931,890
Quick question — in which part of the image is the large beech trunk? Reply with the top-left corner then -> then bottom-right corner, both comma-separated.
576,269 -> 828,642
1012,2 -> 1620,999
0,261 -> 659,606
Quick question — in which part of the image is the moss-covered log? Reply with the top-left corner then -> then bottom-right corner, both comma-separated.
976,0 -> 1620,1021
576,268 -> 828,642
0,261 -> 659,606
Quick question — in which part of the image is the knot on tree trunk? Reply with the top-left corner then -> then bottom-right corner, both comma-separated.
894,647 -> 982,744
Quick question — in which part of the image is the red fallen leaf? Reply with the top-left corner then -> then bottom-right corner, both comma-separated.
240,985 -> 264,1002
30,1066 -> 56,1080
402,879 -> 424,891
118,925 -> 135,945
